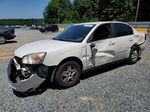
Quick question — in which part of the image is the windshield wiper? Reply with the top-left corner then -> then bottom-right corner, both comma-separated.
53,38 -> 80,42
53,38 -> 66,41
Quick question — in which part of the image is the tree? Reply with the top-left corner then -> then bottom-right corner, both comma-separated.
98,0 -> 136,21
43,0 -> 71,24
138,0 -> 150,21
72,0 -> 136,22
43,0 -> 149,23
73,0 -> 100,22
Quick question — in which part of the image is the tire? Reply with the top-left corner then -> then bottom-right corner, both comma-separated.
51,29 -> 55,32
128,46 -> 139,64
55,61 -> 81,88
0,36 -> 6,44
39,29 -> 45,33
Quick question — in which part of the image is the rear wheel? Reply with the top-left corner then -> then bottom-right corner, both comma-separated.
128,46 -> 139,64
55,61 -> 81,88
0,36 -> 6,44
39,29 -> 45,33
51,29 -> 56,32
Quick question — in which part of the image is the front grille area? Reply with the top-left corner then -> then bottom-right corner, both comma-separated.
9,56 -> 49,81
10,57 -> 32,83
13,56 -> 49,78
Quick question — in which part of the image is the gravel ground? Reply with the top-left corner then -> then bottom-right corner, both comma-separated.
0,29 -> 150,112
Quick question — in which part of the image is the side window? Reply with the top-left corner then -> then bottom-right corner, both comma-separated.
91,24 -> 112,42
112,23 -> 133,37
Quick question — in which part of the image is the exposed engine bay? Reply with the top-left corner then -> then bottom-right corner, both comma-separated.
7,57 -> 49,92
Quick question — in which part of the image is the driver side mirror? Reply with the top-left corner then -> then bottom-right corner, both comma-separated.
90,42 -> 95,48
90,43 -> 97,57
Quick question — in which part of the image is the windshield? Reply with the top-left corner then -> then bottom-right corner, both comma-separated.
53,24 -> 95,42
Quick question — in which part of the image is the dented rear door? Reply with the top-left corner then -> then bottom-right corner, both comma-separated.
112,23 -> 135,60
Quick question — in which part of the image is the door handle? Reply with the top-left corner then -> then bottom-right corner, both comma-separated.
109,42 -> 115,45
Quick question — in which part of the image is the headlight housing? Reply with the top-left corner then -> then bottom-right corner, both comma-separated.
22,52 -> 46,64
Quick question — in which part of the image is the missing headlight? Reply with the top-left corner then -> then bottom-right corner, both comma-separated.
9,57 -> 49,84
25,64 -> 49,78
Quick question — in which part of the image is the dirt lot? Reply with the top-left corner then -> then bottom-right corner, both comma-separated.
0,28 -> 57,60
0,29 -> 150,112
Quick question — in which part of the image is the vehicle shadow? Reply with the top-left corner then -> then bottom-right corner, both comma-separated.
81,57 -> 140,80
5,40 -> 17,44
80,60 -> 128,80
13,81 -> 58,98
13,59 -> 137,98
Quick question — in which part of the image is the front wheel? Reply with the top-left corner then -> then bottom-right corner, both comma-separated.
128,46 -> 139,64
0,36 -> 6,44
55,61 -> 81,88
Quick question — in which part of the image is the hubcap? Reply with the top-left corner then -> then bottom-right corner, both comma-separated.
0,36 -> 5,44
131,50 -> 138,62
61,65 -> 78,83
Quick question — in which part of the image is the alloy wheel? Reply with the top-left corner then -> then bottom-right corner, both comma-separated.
61,65 -> 78,83
0,36 -> 6,44
131,49 -> 138,62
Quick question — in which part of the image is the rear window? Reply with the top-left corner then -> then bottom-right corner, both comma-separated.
112,23 -> 133,37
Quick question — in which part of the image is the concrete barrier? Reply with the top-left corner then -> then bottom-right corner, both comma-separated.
134,28 -> 148,34
59,27 -> 65,31
57,22 -> 150,34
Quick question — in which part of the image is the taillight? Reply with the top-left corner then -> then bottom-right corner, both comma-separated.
145,34 -> 147,40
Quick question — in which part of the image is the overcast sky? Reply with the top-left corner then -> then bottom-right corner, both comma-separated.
0,0 -> 73,19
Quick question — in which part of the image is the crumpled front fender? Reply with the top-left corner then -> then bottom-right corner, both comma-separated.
7,59 -> 46,92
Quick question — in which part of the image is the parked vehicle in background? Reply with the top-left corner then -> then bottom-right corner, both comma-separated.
8,21 -> 146,93
39,24 -> 58,32
0,26 -> 16,44
30,25 -> 41,30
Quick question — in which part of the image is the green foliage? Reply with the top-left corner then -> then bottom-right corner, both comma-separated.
43,0 -> 140,23
98,0 -> 136,21
1,0 -> 149,25
43,0 -> 72,24
0,19 -> 44,26
138,0 -> 150,21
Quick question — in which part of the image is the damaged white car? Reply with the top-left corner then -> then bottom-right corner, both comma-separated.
8,21 -> 146,93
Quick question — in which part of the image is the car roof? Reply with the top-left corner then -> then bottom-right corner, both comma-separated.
75,21 -> 127,25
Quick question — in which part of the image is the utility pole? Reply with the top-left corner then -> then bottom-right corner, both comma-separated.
135,0 -> 140,22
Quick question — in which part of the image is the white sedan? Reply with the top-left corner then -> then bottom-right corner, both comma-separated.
8,21 -> 146,93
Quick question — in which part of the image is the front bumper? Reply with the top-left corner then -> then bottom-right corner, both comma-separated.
139,42 -> 146,55
7,58 -> 46,92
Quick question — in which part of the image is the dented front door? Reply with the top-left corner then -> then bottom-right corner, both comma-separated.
86,38 -> 117,68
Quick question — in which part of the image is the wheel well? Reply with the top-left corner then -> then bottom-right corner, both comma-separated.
0,35 -> 5,37
131,44 -> 140,52
58,57 -> 83,70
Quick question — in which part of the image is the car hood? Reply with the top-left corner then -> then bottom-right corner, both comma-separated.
14,39 -> 80,58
